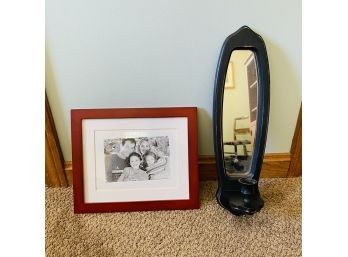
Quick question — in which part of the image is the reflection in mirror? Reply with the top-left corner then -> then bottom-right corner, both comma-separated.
223,50 -> 258,177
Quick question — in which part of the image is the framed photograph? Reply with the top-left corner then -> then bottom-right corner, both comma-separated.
71,107 -> 199,213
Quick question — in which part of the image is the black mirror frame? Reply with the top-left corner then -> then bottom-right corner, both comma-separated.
213,26 -> 270,215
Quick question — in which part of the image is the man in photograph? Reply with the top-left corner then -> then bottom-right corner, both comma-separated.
105,138 -> 136,182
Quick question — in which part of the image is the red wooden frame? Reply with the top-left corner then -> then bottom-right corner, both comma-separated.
71,107 -> 199,213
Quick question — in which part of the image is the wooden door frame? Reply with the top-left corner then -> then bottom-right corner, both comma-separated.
288,104 -> 302,177
45,93 -> 67,187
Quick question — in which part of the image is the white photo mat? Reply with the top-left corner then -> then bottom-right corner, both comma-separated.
82,117 -> 189,203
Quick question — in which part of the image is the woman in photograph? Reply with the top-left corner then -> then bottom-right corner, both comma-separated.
138,138 -> 167,158
138,138 -> 152,156
117,152 -> 149,182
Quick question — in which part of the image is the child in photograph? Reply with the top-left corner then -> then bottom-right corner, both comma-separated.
117,152 -> 149,182
143,151 -> 169,180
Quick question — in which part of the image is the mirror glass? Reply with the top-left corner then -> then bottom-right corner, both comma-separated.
222,50 -> 258,177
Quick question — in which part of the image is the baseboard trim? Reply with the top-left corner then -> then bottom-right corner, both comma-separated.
198,153 -> 290,180
64,163 -> 73,186
261,153 -> 291,178
64,153 -> 291,185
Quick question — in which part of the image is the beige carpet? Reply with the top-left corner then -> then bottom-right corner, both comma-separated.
46,178 -> 301,257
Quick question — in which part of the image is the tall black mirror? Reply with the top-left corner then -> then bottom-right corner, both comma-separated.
213,26 -> 270,216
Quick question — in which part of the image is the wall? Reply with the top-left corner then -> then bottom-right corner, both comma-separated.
46,0 -> 302,161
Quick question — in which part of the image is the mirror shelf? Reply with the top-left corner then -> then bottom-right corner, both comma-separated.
213,26 -> 270,216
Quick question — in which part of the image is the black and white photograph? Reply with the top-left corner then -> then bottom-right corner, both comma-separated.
104,136 -> 170,182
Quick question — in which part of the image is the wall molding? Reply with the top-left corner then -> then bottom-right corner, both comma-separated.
64,153 -> 291,186
198,153 -> 290,181
64,162 -> 73,186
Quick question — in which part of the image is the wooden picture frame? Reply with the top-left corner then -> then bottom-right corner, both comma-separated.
71,107 -> 199,213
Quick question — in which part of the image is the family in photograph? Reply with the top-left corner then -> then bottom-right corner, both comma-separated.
104,136 -> 170,182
